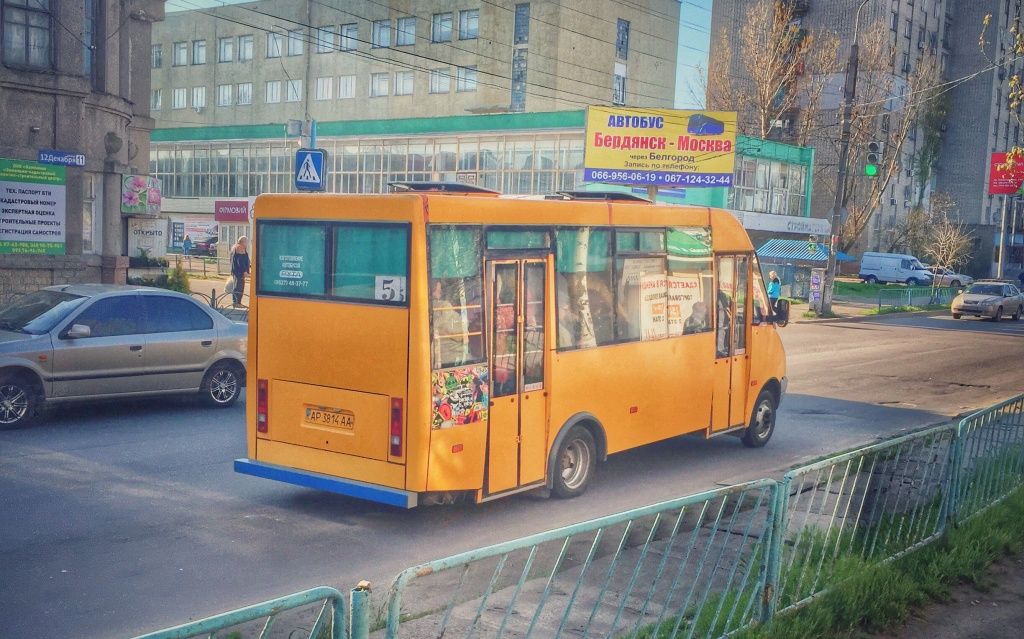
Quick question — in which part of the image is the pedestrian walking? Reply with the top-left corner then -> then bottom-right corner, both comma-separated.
767,270 -> 782,308
230,236 -> 250,307
182,235 -> 193,257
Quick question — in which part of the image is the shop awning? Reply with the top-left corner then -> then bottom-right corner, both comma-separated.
756,239 -> 854,263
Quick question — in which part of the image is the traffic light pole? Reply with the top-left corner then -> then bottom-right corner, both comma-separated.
822,0 -> 870,316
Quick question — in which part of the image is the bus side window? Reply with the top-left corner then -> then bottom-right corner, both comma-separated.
429,227 -> 485,369
667,227 -> 714,337
555,228 -> 614,349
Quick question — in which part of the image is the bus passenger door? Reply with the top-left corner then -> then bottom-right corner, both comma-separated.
712,255 -> 749,432
486,259 -> 548,495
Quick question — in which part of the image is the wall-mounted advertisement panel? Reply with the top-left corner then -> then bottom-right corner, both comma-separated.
0,158 -> 66,255
584,107 -> 737,188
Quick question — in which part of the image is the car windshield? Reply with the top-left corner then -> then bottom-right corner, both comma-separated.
0,290 -> 88,334
965,283 -> 1003,296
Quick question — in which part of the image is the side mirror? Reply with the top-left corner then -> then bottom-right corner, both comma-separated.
774,299 -> 790,327
63,324 -> 91,339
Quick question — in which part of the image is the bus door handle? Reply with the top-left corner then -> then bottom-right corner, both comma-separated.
129,345 -> 143,352
201,340 -> 213,347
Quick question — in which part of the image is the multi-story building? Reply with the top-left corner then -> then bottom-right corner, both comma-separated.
0,0 -> 164,301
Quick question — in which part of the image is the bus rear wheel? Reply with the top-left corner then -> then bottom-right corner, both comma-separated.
552,426 -> 596,499
742,390 -> 777,448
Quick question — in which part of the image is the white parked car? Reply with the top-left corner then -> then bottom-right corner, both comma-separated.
926,266 -> 973,288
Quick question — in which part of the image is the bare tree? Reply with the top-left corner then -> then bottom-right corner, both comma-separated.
885,204 -> 933,254
705,0 -> 841,142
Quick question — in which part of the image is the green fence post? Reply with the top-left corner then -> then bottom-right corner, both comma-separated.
350,582 -> 371,639
944,419 -> 967,527
762,478 -> 788,624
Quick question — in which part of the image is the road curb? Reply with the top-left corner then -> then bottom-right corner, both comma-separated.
793,309 -> 949,324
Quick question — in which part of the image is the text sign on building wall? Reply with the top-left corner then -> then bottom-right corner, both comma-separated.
583,107 -> 738,187
215,200 -> 249,222
0,158 -> 66,255
988,152 -> 1024,195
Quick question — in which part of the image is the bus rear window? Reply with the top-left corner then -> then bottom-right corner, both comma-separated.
257,221 -> 409,305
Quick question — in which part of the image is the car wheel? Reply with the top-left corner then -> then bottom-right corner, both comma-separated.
950,280 -> 961,288
742,389 -> 777,448
906,277 -> 919,286
201,362 -> 242,407
0,373 -> 40,430
865,275 -> 878,284
993,307 -> 1003,322
1014,306 -> 1022,321
952,313 -> 961,320
552,426 -> 596,499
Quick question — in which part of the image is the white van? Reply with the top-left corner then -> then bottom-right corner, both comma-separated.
859,252 -> 934,285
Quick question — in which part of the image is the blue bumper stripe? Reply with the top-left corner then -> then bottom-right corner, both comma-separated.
234,458 -> 418,508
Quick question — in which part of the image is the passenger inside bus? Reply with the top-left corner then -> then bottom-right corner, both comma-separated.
683,301 -> 710,334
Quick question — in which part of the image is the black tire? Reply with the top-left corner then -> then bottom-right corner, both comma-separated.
952,313 -> 961,320
906,277 -> 919,286
950,280 -> 961,288
1014,306 -> 1022,321
0,372 -> 40,430
864,275 -> 878,284
201,362 -> 242,407
993,307 -> 1003,322
551,426 -> 596,499
742,390 -> 777,448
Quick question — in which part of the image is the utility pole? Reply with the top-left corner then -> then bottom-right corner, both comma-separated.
821,0 -> 871,316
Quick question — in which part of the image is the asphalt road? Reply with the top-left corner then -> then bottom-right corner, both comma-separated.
1,314 -> 1022,639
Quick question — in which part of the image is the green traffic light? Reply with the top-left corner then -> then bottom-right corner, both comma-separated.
864,164 -> 879,176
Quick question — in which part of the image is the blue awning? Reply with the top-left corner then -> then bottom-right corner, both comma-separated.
756,239 -> 854,263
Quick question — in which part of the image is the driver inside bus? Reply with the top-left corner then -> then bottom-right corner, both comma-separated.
431,280 -> 466,367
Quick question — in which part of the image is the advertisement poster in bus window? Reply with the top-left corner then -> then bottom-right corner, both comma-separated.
432,365 -> 489,429
258,224 -> 326,295
639,274 -> 668,340
667,274 -> 702,336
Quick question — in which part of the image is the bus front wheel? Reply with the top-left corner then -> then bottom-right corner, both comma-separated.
552,426 -> 596,498
742,390 -> 777,448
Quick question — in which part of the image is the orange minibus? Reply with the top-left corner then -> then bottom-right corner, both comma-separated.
235,184 -> 788,508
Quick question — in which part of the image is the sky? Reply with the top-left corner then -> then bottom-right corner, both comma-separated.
165,0 -> 713,109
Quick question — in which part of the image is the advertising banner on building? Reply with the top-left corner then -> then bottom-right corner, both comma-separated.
584,107 -> 737,188
121,174 -> 162,216
988,152 -> 1024,195
214,200 -> 249,222
0,158 -> 66,255
127,217 -> 168,258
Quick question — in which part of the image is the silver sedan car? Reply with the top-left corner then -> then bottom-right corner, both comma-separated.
0,284 -> 247,429
950,280 -> 1024,321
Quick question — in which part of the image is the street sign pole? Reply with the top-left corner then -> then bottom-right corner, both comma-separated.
997,194 -> 1008,278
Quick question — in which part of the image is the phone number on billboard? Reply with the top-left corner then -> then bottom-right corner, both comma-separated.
584,170 -> 733,186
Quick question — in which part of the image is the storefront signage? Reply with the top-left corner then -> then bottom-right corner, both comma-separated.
215,200 -> 249,222
584,107 -> 737,187
127,217 -> 167,258
0,158 -> 66,255
988,152 -> 1024,195
38,149 -> 86,167
121,174 -> 162,216
727,209 -> 831,235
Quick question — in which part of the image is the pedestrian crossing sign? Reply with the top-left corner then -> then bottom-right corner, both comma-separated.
295,148 -> 327,191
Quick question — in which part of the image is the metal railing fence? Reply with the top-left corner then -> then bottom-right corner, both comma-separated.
134,394 -> 1024,639
190,289 -> 249,322
877,286 -> 957,310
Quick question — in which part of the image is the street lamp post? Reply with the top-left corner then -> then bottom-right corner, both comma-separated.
822,0 -> 871,316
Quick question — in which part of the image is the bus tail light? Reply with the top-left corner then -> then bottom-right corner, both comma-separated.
390,397 -> 403,457
257,379 -> 269,433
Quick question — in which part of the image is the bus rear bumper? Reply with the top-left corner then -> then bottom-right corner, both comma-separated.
234,458 -> 418,509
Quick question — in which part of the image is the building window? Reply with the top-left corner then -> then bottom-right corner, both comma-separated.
340,23 -> 357,50
459,9 -> 479,39
265,80 -> 281,103
315,25 -> 335,53
218,36 -> 233,62
2,0 -> 52,68
370,72 -> 389,97
339,74 -> 355,99
82,174 -> 101,254
238,34 -> 253,61
236,82 -> 252,105
192,40 -> 206,64
151,44 -> 162,68
395,70 -> 414,95
397,16 -> 415,45
429,67 -> 451,93
891,11 -> 898,31
83,0 -> 102,86
613,74 -> 626,105
615,19 -> 629,60
511,49 -> 527,111
904,19 -> 911,38
267,32 -> 283,58
514,3 -> 530,44
372,20 -> 390,47
172,87 -> 186,109
456,65 -> 477,92
287,29 -> 303,56
285,79 -> 302,102
192,86 -> 206,108
315,76 -> 333,100
432,13 -> 453,42
217,84 -> 232,106
150,89 -> 162,111
173,41 -> 187,66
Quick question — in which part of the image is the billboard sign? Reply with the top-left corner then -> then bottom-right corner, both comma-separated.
0,158 -> 66,255
584,107 -> 737,188
214,200 -> 249,222
121,174 -> 162,216
989,152 -> 1024,195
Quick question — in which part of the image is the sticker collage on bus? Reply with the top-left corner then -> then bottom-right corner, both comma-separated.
431,365 -> 489,429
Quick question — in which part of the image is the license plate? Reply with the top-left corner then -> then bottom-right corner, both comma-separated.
304,405 -> 355,430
